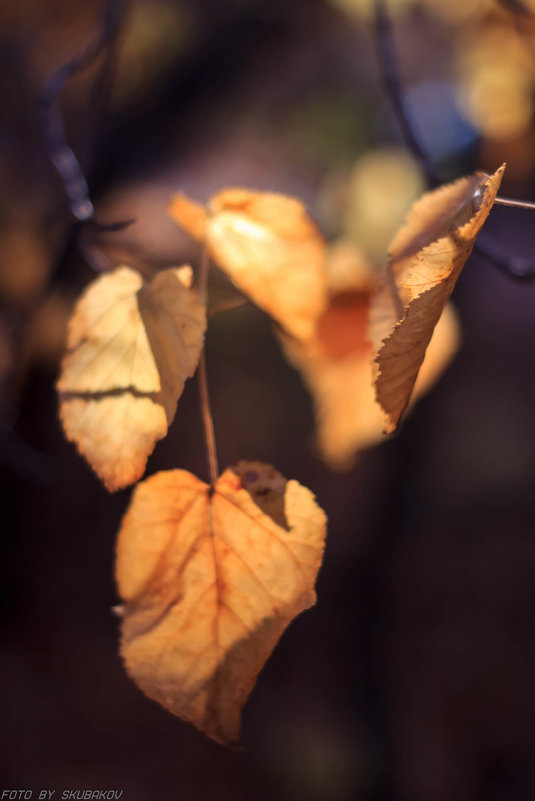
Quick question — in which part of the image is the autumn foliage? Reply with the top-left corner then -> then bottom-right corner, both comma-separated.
57,266 -> 206,491
168,189 -> 328,340
369,164 -> 504,432
57,165 -> 504,744
116,462 -> 326,745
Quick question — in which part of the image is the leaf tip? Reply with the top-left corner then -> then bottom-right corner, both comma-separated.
168,194 -> 208,241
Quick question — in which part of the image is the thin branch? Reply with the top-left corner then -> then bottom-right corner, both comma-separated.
373,0 -> 441,186
197,240 -> 210,305
197,242 -> 219,486
208,297 -> 248,318
1,2 -> 130,480
76,216 -> 137,271
38,0 -> 126,222
82,0 -> 125,175
77,231 -> 116,273
373,0 -> 535,281
385,258 -> 404,320
495,0 -> 535,19
198,352 -> 219,487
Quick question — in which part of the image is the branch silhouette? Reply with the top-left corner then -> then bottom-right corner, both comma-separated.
373,0 -> 535,281
38,0 -> 126,222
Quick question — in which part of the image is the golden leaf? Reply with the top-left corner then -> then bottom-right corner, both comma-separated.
369,164 -> 505,434
168,188 -> 328,341
116,461 -> 327,745
57,266 -> 206,491
167,195 -> 207,242
280,244 -> 460,468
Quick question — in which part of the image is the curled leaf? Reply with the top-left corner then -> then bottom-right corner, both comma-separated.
369,164 -> 505,433
116,461 -> 327,745
280,244 -> 460,468
57,266 -> 206,491
168,189 -> 328,341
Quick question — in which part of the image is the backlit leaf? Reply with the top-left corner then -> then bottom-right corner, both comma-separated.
168,189 -> 328,341
57,266 -> 206,491
116,461 -> 327,745
369,164 -> 504,434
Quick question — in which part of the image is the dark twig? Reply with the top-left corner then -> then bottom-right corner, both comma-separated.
38,0 -> 126,222
0,1 -> 130,482
373,0 -> 535,281
82,0 -> 124,178
373,0 -> 441,186
208,298 -> 248,318
84,217 -> 136,233
495,0 -> 535,19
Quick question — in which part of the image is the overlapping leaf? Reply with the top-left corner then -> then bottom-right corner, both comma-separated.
168,189 -> 328,341
280,243 -> 460,468
369,164 -> 505,433
57,266 -> 206,491
116,461 -> 327,745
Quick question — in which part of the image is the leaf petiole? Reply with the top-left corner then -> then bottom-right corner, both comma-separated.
494,196 -> 535,210
197,242 -> 220,487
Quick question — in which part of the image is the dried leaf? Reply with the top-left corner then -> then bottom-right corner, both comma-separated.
57,266 -> 206,491
167,195 -> 207,242
369,164 -> 504,434
280,245 -> 460,468
116,461 -> 327,745
168,189 -> 328,341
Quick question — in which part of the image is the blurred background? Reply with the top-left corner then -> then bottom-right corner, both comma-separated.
2,0 -> 535,799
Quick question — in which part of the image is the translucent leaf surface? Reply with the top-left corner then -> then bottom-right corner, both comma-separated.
57,266 -> 206,490
116,461 -> 327,745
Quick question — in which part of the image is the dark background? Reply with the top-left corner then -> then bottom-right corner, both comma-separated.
2,1 -> 535,799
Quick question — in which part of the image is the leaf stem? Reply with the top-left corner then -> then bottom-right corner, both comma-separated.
494,196 -> 535,210
373,0 -> 441,187
197,239 -> 210,303
385,259 -> 404,320
197,241 -> 219,486
198,352 -> 219,486
208,297 -> 248,317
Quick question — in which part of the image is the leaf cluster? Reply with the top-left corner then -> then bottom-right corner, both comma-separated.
56,165 -> 504,744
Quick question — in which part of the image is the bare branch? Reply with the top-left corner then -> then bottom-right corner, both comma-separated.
373,0 -> 441,186
495,0 -> 535,19
38,0 -> 126,222
373,0 -> 535,282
